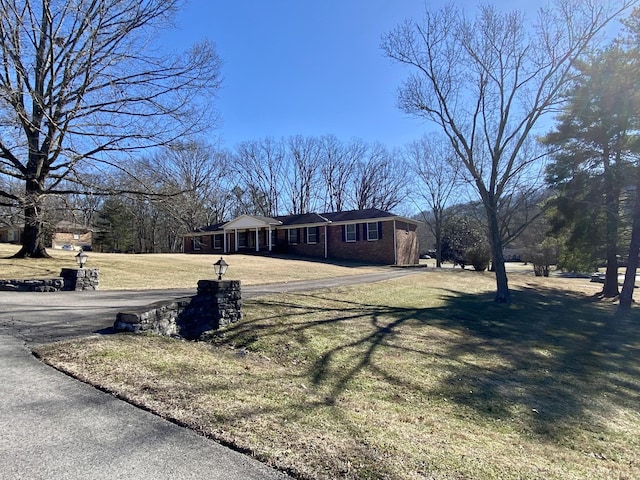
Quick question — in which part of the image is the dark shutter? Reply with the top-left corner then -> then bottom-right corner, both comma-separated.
304,227 -> 308,244
342,225 -> 346,242
316,226 -> 320,241
356,224 -> 360,241
378,222 -> 383,239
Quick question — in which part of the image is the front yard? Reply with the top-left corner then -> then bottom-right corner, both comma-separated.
0,244 -> 384,290
35,269 -> 640,479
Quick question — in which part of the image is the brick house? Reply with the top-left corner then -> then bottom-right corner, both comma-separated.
183,208 -> 420,265
0,221 -> 92,250
51,221 -> 93,250
0,225 -> 22,244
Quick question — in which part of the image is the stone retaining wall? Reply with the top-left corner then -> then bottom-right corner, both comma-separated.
114,280 -> 242,340
0,268 -> 100,292
0,278 -> 65,292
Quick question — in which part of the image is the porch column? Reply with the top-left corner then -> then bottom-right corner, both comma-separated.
268,226 -> 272,252
234,228 -> 238,251
223,228 -> 227,253
255,227 -> 259,252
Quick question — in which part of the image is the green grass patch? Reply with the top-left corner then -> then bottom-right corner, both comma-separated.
35,270 -> 640,479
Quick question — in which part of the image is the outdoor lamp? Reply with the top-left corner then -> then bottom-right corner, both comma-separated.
75,250 -> 88,268
213,257 -> 228,280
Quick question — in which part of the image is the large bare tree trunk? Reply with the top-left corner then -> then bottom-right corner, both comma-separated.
602,151 -> 620,297
487,206 -> 510,303
619,168 -> 640,309
12,181 -> 50,258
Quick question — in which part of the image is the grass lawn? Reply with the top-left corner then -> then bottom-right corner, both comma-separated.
0,243 -> 384,290
34,268 -> 640,480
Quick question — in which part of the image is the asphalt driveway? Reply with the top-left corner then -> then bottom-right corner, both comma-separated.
0,268 -> 420,479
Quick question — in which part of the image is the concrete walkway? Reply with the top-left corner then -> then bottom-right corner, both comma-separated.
0,268 -> 421,479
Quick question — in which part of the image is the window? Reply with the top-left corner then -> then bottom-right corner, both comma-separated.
307,227 -> 317,244
367,222 -> 379,241
213,234 -> 223,249
238,231 -> 247,248
73,233 -> 80,240
288,228 -> 299,245
345,224 -> 356,242
192,238 -> 202,251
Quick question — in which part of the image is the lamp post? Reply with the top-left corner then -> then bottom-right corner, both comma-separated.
75,250 -> 88,269
213,257 -> 228,280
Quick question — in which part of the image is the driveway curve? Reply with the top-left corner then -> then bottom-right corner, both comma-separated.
0,267 -> 421,479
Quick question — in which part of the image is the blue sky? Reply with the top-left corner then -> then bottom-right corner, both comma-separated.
165,1 -> 545,150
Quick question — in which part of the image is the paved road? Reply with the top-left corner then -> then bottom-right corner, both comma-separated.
0,268 -> 421,479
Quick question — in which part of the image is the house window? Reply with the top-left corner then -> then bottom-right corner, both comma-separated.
213,234 -> 223,249
238,231 -> 247,248
367,222 -> 379,241
345,224 -> 356,242
73,233 -> 80,240
307,227 -> 317,244
192,238 -> 202,251
288,229 -> 299,245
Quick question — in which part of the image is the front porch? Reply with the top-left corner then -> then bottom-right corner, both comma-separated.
223,215 -> 282,254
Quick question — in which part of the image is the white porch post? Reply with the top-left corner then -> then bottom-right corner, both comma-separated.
223,228 -> 227,253
234,228 -> 238,251
268,226 -> 272,252
255,227 -> 259,252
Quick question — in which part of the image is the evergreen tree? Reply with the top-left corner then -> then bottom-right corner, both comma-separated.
544,45 -> 638,297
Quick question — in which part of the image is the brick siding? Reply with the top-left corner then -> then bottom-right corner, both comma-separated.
183,218 -> 419,265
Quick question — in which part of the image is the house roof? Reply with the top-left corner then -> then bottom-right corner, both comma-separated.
224,214 -> 282,230
321,208 -> 397,223
274,213 -> 330,226
55,220 -> 92,233
185,208 -> 418,237
192,222 -> 226,233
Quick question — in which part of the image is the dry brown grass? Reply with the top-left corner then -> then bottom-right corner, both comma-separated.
0,243 -> 384,290
35,269 -> 640,480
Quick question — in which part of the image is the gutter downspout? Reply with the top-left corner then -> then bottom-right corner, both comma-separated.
393,220 -> 397,265
324,225 -> 328,259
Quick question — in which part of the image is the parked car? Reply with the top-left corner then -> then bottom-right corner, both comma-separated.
61,244 -> 74,250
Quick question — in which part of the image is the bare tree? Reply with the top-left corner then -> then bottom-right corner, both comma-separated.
382,1 -> 634,302
0,0 -> 222,257
151,141 -> 231,232
319,135 -> 359,213
284,135 -> 322,214
234,138 -> 285,216
351,142 -> 407,212
407,134 -> 461,267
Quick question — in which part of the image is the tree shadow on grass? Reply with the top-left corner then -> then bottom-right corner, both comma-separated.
421,286 -> 640,441
219,285 -> 640,445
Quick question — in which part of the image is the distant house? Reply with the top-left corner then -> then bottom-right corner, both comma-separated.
0,221 -> 93,250
51,221 -> 93,250
0,225 -> 22,244
183,208 -> 420,266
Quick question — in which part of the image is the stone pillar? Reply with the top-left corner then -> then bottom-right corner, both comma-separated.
60,268 -> 100,291
177,279 -> 242,339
